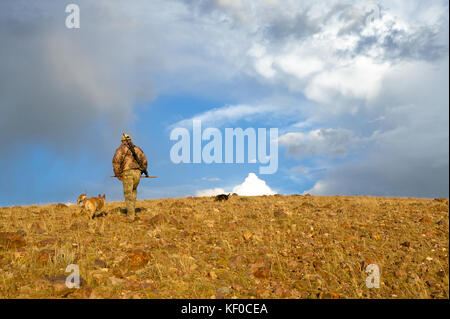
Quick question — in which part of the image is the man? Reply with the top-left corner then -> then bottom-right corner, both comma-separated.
112,134 -> 148,221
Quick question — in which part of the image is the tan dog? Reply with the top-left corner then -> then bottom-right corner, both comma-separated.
76,193 -> 105,218
84,194 -> 106,216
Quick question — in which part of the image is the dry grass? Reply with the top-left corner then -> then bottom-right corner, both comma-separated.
0,194 -> 448,299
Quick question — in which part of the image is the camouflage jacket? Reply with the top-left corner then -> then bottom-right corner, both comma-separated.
112,141 -> 148,177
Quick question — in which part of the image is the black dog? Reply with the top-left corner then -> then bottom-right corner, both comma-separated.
214,193 -> 230,202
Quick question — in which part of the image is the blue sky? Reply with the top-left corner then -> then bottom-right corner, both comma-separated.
0,0 -> 448,206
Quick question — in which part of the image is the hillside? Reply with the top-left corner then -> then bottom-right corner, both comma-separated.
0,195 -> 448,299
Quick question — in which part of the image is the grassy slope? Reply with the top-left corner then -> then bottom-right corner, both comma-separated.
0,195 -> 448,299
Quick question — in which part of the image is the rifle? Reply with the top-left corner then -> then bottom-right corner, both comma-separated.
124,138 -> 149,177
111,175 -> 157,178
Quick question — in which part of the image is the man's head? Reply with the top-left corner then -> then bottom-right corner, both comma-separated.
121,133 -> 131,142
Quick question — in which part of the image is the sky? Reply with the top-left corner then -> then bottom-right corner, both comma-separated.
0,0 -> 448,206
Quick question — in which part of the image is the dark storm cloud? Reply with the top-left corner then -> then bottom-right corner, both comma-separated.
0,0 -> 157,205
309,155 -> 449,198
264,11 -> 321,42
0,0 -> 147,155
354,25 -> 449,62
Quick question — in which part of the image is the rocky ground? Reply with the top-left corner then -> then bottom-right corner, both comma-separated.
0,195 -> 448,299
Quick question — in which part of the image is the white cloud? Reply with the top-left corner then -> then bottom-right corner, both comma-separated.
232,173 -> 277,196
303,180 -> 328,195
254,56 -> 277,78
304,57 -> 390,106
277,54 -> 324,79
195,173 -> 276,197
173,104 -> 275,128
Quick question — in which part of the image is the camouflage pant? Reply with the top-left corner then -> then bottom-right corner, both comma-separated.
122,169 -> 141,220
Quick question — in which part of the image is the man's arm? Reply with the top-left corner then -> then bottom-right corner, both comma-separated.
112,146 -> 126,178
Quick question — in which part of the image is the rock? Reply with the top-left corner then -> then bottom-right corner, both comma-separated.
69,286 -> 92,299
94,259 -> 107,268
232,284 -> 244,292
256,289 -> 268,297
56,203 -> 68,209
121,248 -> 151,270
274,211 -> 288,218
36,238 -> 57,247
109,277 -> 126,286
137,282 -> 155,289
216,286 -> 231,298
0,232 -> 26,249
37,249 -> 56,264
419,216 -> 432,224
16,230 -> 27,237
400,241 -> 411,248
44,275 -> 86,297
70,222 -> 89,231
253,267 -> 270,279
31,222 -> 46,234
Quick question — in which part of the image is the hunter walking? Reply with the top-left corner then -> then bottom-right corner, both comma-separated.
112,134 -> 148,221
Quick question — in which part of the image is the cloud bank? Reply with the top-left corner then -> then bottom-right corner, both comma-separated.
232,173 -> 277,196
